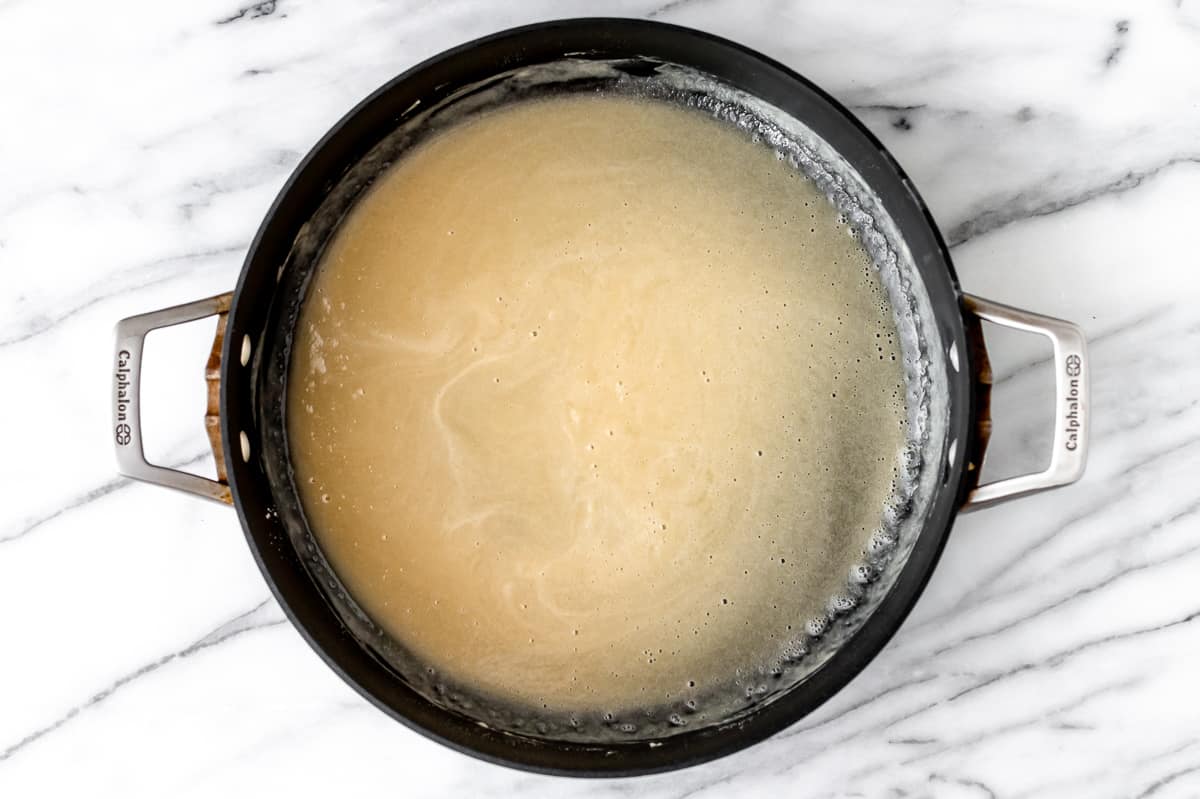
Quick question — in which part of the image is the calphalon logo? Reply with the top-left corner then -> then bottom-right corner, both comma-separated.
1063,354 -> 1083,451
115,349 -> 132,445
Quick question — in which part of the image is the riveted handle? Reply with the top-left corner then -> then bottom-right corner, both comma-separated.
112,293 -> 234,504
960,294 -> 1089,511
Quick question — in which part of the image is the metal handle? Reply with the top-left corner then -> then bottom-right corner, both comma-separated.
960,293 -> 1089,511
112,293 -> 234,504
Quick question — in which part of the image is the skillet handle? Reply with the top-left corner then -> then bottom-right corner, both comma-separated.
959,294 -> 1088,511
112,293 -> 234,504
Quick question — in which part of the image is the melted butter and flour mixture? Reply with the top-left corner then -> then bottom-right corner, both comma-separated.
289,95 -> 906,714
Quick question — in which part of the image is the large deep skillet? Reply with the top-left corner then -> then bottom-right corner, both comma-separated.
111,19 -> 1089,776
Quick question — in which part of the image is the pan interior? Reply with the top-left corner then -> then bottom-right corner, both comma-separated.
259,56 -> 951,744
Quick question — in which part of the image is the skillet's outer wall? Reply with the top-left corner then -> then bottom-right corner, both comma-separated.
230,20 -> 972,774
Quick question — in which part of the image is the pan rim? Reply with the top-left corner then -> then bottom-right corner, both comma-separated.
221,17 -> 975,777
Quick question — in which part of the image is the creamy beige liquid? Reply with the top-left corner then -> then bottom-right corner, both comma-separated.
289,95 -> 906,714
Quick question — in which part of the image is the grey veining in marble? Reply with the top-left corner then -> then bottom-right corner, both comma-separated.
2,0 -> 1199,796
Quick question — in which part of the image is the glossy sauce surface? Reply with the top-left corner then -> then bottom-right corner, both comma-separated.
289,95 -> 906,713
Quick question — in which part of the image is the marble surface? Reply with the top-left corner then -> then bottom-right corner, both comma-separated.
2,0 -> 1198,796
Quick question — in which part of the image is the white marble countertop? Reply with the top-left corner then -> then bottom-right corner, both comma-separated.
3,0 -> 1199,796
